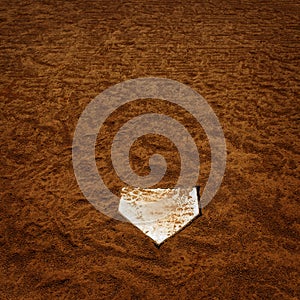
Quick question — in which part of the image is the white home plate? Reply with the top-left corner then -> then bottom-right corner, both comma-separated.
118,187 -> 200,245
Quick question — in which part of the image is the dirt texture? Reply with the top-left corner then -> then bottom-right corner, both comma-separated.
0,0 -> 299,299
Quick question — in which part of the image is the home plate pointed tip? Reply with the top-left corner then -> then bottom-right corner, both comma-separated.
118,186 -> 200,245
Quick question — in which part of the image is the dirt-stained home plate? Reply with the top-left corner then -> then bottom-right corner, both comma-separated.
118,187 -> 200,245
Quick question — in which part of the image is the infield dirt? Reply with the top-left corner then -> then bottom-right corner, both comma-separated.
1,0 -> 299,299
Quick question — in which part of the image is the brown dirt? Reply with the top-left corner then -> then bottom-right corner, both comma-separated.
0,0 -> 299,299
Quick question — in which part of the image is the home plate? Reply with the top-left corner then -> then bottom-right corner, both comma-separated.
118,186 -> 201,245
